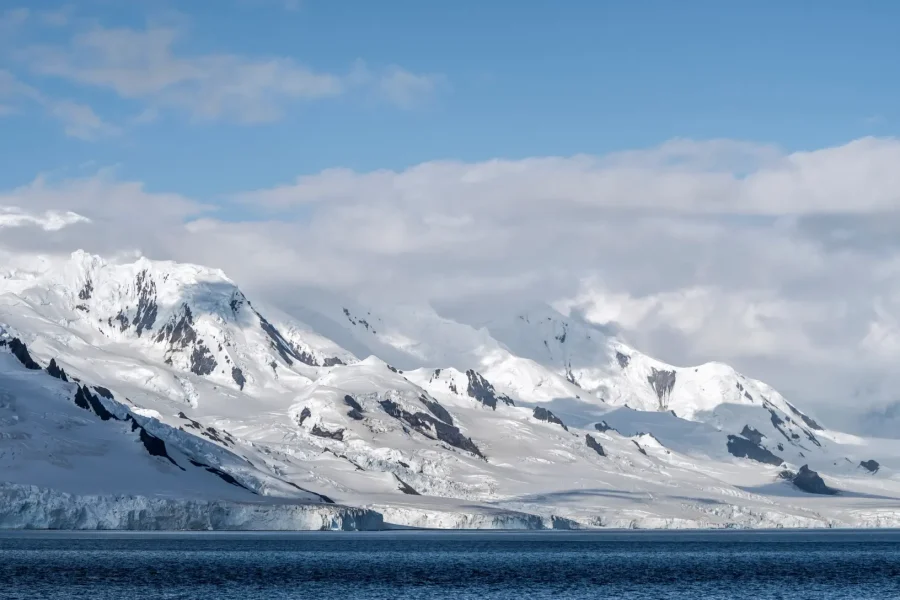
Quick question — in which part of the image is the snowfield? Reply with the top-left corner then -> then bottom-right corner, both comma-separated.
1,251 -> 899,530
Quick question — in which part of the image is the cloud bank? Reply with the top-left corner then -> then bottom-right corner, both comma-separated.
5,137 -> 900,433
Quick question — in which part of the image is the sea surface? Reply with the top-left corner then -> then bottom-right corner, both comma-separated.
1,530 -> 899,599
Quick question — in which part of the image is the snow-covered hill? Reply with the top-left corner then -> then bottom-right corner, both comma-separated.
1,250 -> 899,530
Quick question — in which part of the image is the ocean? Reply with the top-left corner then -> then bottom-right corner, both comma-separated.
1,530 -> 899,599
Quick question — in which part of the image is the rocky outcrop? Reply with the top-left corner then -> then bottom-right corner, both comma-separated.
419,395 -> 454,425
231,367 -> 246,390
380,399 -> 483,458
344,395 -> 364,420
647,368 -> 676,410
131,270 -> 159,337
73,385 -> 117,421
781,465 -> 838,495
1,337 -> 40,370
740,425 -> 765,445
532,407 -> 568,431
585,434 -> 606,457
465,369 -> 514,410
46,358 -> 69,382
726,435 -> 783,466
860,460 -> 880,474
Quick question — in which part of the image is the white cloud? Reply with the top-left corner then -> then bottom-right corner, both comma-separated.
0,206 -> 90,231
49,100 -> 121,140
7,138 -> 900,432
240,137 -> 900,215
0,69 -> 119,139
375,66 -> 444,109
20,24 -> 444,122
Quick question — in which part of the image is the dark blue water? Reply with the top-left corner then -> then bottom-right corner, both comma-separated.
2,530 -> 899,599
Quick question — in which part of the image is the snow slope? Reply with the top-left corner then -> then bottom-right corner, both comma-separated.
1,251 -> 899,530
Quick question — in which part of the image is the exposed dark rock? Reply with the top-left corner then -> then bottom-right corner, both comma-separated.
344,394 -> 363,412
532,407 -> 568,431
311,425 -> 345,441
464,369 -> 513,409
632,440 -> 648,456
322,357 -> 345,367
344,395 -> 364,419
229,292 -> 245,314
647,368 -> 676,410
419,395 -> 454,425
565,364 -> 580,387
130,418 -> 183,470
777,443 -> 784,451
256,310 -> 306,366
297,407 -> 312,426
768,409 -> 793,441
46,358 -> 68,382
73,385 -> 116,421
155,304 -> 197,348
585,434 -> 606,457
860,460 -> 880,474
740,425 -> 764,445
201,426 -> 234,447
615,351 -> 630,369
594,421 -> 615,433
786,402 -> 825,431
726,435 -> 783,466
387,364 -> 399,374
782,465 -> 838,495
283,480 -> 335,504
178,412 -> 202,430
379,399 -> 483,458
113,311 -> 129,332
78,279 -> 93,301
736,381 -> 744,392
189,459 -> 254,492
804,430 -> 822,448
744,391 -> 753,401
189,345 -> 217,376
231,367 -> 246,390
132,270 -> 158,336
93,386 -> 114,399
4,338 -> 40,370
394,475 -> 420,495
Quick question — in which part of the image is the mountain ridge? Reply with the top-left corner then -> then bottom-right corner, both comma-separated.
1,250 -> 898,530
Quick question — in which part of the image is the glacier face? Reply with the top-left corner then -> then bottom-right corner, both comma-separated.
1,250 -> 900,530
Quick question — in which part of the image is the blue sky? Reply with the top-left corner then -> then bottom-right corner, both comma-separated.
1,0 -> 897,200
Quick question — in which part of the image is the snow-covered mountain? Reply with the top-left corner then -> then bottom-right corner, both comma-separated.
2,250 -> 899,530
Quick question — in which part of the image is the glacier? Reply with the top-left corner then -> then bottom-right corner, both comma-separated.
1,250 -> 900,530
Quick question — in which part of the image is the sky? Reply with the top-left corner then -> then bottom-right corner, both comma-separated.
3,0 -> 900,433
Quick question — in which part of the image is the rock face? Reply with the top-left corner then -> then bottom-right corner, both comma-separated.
585,434 -> 606,457
782,465 -> 839,495
726,435 -> 783,466
379,400 -> 483,458
860,460 -> 880,474
1,338 -> 40,370
647,368 -> 676,410
740,425 -> 765,446
465,370 -> 513,409
533,407 -> 568,431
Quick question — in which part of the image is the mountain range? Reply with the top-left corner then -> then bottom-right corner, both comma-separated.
1,250 -> 898,530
